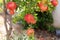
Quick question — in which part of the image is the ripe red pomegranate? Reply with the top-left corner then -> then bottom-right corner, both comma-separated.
40,5 -> 48,12
37,2 -> 48,12
24,14 -> 36,24
51,0 -> 58,6
26,28 -> 34,36
6,2 -> 17,15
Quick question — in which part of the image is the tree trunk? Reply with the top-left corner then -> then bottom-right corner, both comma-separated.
3,0 -> 12,40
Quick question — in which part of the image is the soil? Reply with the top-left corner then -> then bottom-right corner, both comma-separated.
35,29 -> 60,40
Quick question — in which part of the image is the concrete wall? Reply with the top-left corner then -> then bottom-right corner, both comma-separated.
53,0 -> 60,28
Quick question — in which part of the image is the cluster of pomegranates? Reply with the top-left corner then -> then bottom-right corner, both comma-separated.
6,2 -> 17,15
37,0 -> 58,12
6,0 -> 58,24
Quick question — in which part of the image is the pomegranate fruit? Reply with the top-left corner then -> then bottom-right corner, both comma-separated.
6,2 -> 17,15
24,14 -> 36,24
51,0 -> 58,6
37,2 -> 48,12
26,28 -> 34,36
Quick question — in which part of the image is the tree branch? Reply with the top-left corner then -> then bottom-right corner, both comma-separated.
3,0 -> 8,34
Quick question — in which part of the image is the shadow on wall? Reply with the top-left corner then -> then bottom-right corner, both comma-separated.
53,0 -> 60,28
